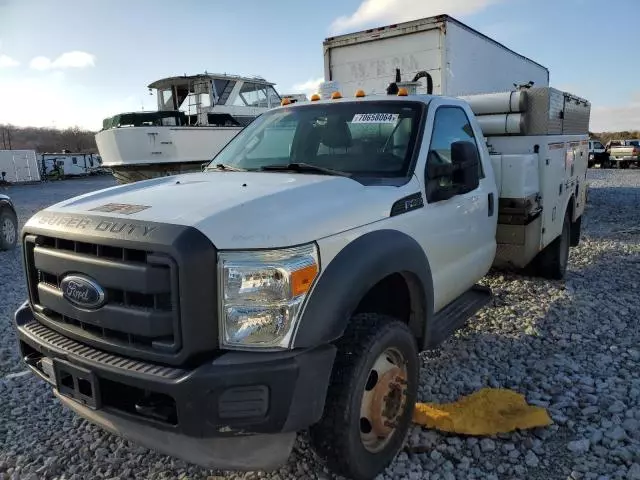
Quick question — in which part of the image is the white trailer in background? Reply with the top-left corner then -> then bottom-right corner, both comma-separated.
0,150 -> 41,183
323,14 -> 549,97
40,153 -> 102,177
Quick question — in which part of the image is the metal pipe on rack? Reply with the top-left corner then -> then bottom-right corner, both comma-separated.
476,113 -> 525,135
459,90 -> 528,116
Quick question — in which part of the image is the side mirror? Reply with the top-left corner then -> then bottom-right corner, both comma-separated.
451,140 -> 480,194
425,141 -> 480,202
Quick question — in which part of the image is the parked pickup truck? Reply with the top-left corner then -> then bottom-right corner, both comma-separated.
13,86 -> 588,480
606,139 -> 640,168
588,139 -> 608,168
0,193 -> 18,250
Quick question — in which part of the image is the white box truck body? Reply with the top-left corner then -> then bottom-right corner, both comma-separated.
323,14 -> 549,97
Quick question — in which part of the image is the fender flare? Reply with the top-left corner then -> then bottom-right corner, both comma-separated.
0,198 -> 16,215
292,229 -> 434,348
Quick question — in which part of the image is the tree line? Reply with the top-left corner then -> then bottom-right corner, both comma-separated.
0,124 -> 98,153
590,131 -> 640,145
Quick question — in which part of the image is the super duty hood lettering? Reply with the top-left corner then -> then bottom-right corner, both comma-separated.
30,213 -> 158,238
95,221 -> 157,236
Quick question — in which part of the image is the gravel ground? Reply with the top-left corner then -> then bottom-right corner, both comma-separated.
1,171 -> 639,480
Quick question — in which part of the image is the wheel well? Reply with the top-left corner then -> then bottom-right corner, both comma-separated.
353,273 -> 424,342
567,194 -> 576,222
0,203 -> 16,219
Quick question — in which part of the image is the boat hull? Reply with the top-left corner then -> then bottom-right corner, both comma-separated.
96,126 -> 243,184
107,161 -> 205,184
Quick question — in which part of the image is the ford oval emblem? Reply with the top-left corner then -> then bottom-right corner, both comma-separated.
60,274 -> 106,309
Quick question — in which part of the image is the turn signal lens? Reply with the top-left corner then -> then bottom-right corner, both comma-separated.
397,88 -> 409,97
291,264 -> 318,296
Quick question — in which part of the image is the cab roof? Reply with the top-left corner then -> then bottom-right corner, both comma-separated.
275,93 -> 445,110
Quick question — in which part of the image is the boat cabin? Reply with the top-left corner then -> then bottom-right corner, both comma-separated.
101,73 -> 282,130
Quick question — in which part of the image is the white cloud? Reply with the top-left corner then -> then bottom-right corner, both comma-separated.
0,72 -> 155,130
291,77 -> 325,98
590,96 -> 640,132
29,56 -> 52,70
330,0 -> 502,34
0,53 -> 19,68
30,51 -> 95,70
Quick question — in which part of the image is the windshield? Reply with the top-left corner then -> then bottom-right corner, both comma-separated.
206,100 -> 424,177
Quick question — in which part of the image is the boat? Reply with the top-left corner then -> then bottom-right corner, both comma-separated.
96,73 -> 282,184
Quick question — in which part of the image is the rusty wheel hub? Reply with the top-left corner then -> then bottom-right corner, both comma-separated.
359,348 -> 408,453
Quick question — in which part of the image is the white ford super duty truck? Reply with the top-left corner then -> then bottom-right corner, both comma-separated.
13,84 -> 589,480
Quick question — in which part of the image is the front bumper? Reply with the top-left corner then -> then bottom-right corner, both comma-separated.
14,301 -> 336,470
611,155 -> 639,162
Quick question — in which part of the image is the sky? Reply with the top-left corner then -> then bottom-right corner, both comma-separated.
0,0 -> 638,132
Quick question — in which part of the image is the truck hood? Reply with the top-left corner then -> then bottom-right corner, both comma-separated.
45,172 -> 410,249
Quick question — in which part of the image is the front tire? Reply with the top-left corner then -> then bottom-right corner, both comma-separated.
309,313 -> 419,480
0,207 -> 18,251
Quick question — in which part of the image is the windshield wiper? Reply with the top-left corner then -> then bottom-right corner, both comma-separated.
207,163 -> 248,172
259,163 -> 351,177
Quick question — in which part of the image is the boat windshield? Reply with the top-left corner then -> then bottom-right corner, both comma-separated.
205,100 -> 424,177
231,83 -> 281,108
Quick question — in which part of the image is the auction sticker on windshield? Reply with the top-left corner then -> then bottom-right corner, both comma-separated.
351,113 -> 399,124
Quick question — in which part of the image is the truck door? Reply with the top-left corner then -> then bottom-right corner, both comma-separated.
419,102 -> 497,311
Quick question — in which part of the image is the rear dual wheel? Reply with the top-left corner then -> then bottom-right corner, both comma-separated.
534,209 -> 571,280
309,313 -> 419,480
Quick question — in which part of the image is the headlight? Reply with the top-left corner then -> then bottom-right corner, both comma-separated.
218,243 -> 319,349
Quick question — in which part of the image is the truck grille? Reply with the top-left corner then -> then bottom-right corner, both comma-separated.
24,234 -> 181,358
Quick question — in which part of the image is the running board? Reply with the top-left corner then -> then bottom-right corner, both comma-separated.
426,285 -> 492,349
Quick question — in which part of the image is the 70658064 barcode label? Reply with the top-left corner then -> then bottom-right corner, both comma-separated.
351,113 -> 399,124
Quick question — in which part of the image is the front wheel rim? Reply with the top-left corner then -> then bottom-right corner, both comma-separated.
2,217 -> 16,245
359,347 -> 408,453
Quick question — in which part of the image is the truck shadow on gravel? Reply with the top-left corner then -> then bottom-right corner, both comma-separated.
400,244 -> 639,479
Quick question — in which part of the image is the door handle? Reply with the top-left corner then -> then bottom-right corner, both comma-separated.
488,193 -> 495,217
